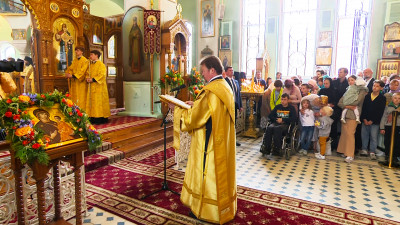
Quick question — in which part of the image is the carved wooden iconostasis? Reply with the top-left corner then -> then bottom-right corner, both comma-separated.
27,0 -> 86,94
16,0 -> 123,110
83,10 -> 124,109
161,14 -> 191,101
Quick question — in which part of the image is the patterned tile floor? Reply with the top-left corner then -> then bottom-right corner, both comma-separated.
177,136 -> 400,222
73,136 -> 400,224
68,207 -> 137,225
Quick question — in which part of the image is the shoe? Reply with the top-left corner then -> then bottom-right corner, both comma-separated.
315,153 -> 325,160
345,156 -> 354,163
360,149 -> 368,156
338,152 -> 346,158
340,118 -> 346,124
260,144 -> 271,155
236,142 -> 241,146
370,152 -> 377,160
356,119 -> 361,124
375,149 -> 385,157
299,149 -> 308,156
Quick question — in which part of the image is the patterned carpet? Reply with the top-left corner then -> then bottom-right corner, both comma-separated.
85,145 -> 399,225
94,116 -> 158,134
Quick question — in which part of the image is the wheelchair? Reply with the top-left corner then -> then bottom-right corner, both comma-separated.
260,121 -> 300,160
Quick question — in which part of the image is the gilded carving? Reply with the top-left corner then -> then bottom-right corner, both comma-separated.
50,2 -> 60,13
72,8 -> 80,18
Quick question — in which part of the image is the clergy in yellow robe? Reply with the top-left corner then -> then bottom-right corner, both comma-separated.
84,50 -> 110,124
65,46 -> 88,110
173,56 -> 237,224
21,56 -> 35,93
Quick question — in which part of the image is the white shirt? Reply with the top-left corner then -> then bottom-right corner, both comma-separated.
209,75 -> 223,83
299,109 -> 315,126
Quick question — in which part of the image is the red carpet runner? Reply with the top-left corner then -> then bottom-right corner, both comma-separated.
94,116 -> 158,134
85,146 -> 399,225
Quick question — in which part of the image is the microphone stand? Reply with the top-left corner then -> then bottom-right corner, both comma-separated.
141,89 -> 181,200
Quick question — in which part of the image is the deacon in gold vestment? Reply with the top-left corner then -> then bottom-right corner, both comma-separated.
173,56 -> 237,224
84,50 -> 110,124
65,46 -> 88,110
21,56 -> 35,93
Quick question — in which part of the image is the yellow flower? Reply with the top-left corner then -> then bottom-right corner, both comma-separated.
89,125 -> 96,131
18,95 -> 30,103
66,99 -> 74,107
15,126 -> 33,137
165,75 -> 169,78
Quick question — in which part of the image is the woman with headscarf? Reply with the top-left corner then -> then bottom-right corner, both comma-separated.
282,79 -> 302,113
318,77 -> 338,150
21,56 -> 35,93
308,79 -> 319,94
318,77 -> 336,107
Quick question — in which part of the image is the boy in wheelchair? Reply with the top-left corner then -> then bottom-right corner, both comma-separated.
260,93 -> 297,156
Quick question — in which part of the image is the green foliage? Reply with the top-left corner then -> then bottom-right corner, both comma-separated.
0,91 -> 102,166
159,66 -> 184,89
187,67 -> 205,99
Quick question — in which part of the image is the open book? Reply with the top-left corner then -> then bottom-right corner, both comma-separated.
159,95 -> 191,109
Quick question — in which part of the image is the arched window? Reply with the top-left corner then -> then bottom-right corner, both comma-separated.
185,22 -> 193,73
241,0 -> 267,77
108,35 -> 115,58
281,0 -> 318,79
335,0 -> 372,75
0,43 -> 16,59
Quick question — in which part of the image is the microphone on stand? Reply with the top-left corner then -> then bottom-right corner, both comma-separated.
170,84 -> 186,92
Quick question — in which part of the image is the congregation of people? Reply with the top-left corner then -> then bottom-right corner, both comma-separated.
231,67 -> 400,166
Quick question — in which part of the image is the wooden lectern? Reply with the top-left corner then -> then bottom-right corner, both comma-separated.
10,141 -> 87,225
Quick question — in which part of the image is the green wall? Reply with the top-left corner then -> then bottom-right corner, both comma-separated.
221,0 -> 241,71
180,0 -> 198,68
265,0 -> 281,78
368,0 -> 387,76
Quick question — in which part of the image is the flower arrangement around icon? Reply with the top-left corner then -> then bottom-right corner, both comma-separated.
187,67 -> 205,99
159,65 -> 184,89
0,90 -> 102,166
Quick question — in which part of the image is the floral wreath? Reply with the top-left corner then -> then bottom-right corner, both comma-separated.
0,90 -> 101,165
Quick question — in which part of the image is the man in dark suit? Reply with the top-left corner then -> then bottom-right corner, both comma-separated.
253,70 -> 267,90
363,68 -> 375,93
225,66 -> 242,146
253,71 -> 266,125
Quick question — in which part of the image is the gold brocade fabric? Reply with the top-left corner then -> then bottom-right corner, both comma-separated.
174,79 -> 237,224
20,65 -> 35,93
65,56 -> 89,110
84,61 -> 111,118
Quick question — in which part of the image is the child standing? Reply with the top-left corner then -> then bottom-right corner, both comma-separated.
341,76 -> 369,124
299,99 -> 315,155
384,79 -> 399,105
315,106 -> 334,160
360,81 -> 386,159
380,93 -> 400,166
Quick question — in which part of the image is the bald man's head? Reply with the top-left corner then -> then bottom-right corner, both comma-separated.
363,68 -> 373,80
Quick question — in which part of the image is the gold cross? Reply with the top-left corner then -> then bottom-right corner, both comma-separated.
176,3 -> 182,18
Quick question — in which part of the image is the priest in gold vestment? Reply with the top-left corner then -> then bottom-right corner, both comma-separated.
65,46 -> 88,110
173,56 -> 237,224
84,50 -> 110,124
